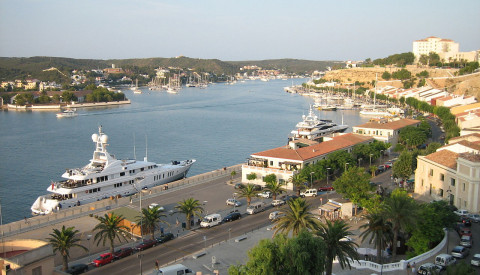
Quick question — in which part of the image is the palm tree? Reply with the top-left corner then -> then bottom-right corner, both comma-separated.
93,213 -> 129,255
47,225 -> 88,271
369,165 -> 377,177
359,210 -> 392,263
238,183 -> 260,206
317,219 -> 359,275
137,205 -> 169,240
265,181 -> 285,200
230,170 -> 237,182
272,197 -> 320,237
174,197 -> 204,230
290,173 -> 307,197
384,189 -> 418,260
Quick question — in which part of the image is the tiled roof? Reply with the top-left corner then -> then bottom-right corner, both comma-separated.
424,150 -> 459,169
353,119 -> 420,130
449,133 -> 480,143
455,140 -> 480,151
252,133 -> 374,161
459,152 -> 480,163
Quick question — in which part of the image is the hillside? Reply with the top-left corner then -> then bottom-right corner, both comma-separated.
228,59 -> 340,74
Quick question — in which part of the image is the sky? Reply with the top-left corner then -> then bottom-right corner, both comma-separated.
0,0 -> 479,61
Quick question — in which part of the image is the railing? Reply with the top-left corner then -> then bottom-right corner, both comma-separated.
0,164 -> 242,237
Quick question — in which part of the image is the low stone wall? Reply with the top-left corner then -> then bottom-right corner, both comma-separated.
0,164 -> 242,237
66,100 -> 130,108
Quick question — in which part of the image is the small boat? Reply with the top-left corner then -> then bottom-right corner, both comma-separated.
56,109 -> 78,118
133,79 -> 142,94
317,105 -> 337,111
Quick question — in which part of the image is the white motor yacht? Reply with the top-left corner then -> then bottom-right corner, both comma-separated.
290,105 -> 348,141
31,126 -> 195,215
56,109 -> 78,118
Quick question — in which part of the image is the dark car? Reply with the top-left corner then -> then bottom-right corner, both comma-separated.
156,233 -> 175,244
223,212 -> 241,222
417,263 -> 441,275
461,217 -> 472,227
234,183 -> 245,189
458,226 -> 472,237
92,253 -> 114,267
135,239 -> 156,251
113,247 -> 133,260
66,263 -> 89,275
318,186 -> 334,192
376,165 -> 386,173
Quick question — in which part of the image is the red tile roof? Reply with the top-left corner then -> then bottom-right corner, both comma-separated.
251,133 -> 374,161
449,133 -> 480,143
354,119 -> 420,130
424,150 -> 459,169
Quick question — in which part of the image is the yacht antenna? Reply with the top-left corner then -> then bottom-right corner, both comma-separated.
133,133 -> 136,160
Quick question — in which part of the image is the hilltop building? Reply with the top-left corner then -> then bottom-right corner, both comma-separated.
414,135 -> 480,213
412,36 -> 479,63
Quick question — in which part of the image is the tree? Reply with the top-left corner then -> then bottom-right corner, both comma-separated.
384,189 -> 418,260
290,173 -> 307,197
332,166 -> 373,215
238,183 -> 260,206
360,210 -> 392,263
93,213 -> 129,255
369,165 -> 377,177
230,170 -> 237,182
445,259 -> 476,274
246,172 -> 257,183
392,150 -> 413,181
229,230 -> 326,275
381,71 -> 391,80
272,198 -> 320,237
48,225 -> 88,271
264,174 -> 285,200
137,205 -> 168,240
62,91 -> 77,103
317,220 -> 359,275
174,197 -> 204,230
399,126 -> 427,148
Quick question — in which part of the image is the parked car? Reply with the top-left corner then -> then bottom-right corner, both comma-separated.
222,212 -> 241,222
234,183 -> 245,189
458,227 -> 472,237
460,235 -> 473,248
271,199 -> 285,207
135,239 -> 156,251
92,253 -> 114,267
468,213 -> 480,222
461,216 -> 472,227
156,233 -> 175,244
318,186 -> 334,192
454,209 -> 469,216
113,247 -> 133,260
253,184 -> 263,191
148,203 -> 165,211
435,254 -> 456,270
226,198 -> 242,207
283,195 -> 298,202
471,253 -> 480,267
416,263 -> 441,275
384,162 -> 393,169
451,245 -> 469,258
300,189 -> 318,197
258,191 -> 272,198
66,263 -> 89,275
377,165 -> 386,173
269,211 -> 285,221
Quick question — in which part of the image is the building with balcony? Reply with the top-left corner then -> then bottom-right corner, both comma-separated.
414,139 -> 480,213
242,133 -> 374,190
352,118 -> 420,146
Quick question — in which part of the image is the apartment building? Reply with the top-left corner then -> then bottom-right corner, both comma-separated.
413,36 -> 478,62
414,138 -> 480,213
352,118 -> 420,146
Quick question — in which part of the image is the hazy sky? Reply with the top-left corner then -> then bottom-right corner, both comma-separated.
1,0 -> 479,61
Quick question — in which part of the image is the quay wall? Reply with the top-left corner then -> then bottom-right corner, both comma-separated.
66,100 -> 130,108
0,164 -> 242,238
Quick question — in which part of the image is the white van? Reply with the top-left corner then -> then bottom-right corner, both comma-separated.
300,189 -> 318,197
158,264 -> 193,275
200,213 -> 222,228
247,202 -> 266,215
434,253 -> 456,270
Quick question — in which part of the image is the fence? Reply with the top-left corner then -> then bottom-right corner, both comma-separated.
0,164 -> 242,237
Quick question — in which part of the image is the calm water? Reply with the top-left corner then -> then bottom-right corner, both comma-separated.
0,79 -> 370,223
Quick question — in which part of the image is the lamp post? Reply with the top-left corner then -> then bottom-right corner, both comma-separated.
233,193 -> 237,212
358,158 -> 362,167
133,177 -> 145,275
87,234 -> 92,263
380,150 -> 384,160
369,154 -> 373,166
310,172 -> 314,188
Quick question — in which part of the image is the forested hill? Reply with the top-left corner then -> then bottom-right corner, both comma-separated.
0,56 -> 341,81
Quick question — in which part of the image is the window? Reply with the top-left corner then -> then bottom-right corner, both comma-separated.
451,178 -> 456,187
440,173 -> 444,181
463,182 -> 466,191
269,161 -> 273,166
439,189 -> 443,197
421,179 -> 424,186
120,172 -> 125,176
32,266 -> 42,275
429,169 -> 433,176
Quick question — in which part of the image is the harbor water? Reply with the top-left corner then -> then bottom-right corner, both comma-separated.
0,79 -> 371,224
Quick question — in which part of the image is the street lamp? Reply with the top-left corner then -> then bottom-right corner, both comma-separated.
233,193 -> 237,212
86,234 -> 92,263
380,150 -> 384,160
132,177 -> 145,275
358,158 -> 362,167
310,172 -> 314,188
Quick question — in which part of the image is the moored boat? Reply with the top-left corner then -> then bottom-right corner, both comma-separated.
290,105 -> 348,141
56,108 -> 78,118
31,126 -> 195,215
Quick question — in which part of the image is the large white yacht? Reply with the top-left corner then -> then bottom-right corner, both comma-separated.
290,105 -> 348,141
31,126 -> 195,215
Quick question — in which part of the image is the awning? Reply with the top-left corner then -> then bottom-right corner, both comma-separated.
319,202 -> 341,212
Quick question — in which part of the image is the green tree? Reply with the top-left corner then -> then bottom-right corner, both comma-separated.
47,225 -> 88,271
332,166 -> 373,215
359,210 -> 392,263
246,172 -> 257,183
369,165 -> 377,177
290,173 -> 307,197
174,197 -> 204,230
93,213 -> 129,255
238,183 -> 260,205
317,220 -> 359,275
230,170 -> 237,182
384,189 -> 418,260
445,258 -> 476,274
137,205 -> 169,240
392,69 -> 412,80
392,150 -> 413,181
264,174 -> 285,200
273,198 -> 320,237
382,71 -> 391,80
62,91 -> 77,103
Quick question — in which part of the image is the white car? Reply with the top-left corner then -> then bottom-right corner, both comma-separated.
300,189 -> 318,197
468,213 -> 480,222
226,198 -> 242,207
271,199 -> 285,207
454,209 -> 469,216
258,191 -> 272,198
471,254 -> 480,267
269,211 -> 285,220
148,203 -> 165,211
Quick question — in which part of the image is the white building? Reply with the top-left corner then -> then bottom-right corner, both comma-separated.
413,36 -> 478,62
352,118 -> 421,146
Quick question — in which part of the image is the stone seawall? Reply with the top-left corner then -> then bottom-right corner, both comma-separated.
66,100 -> 131,108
